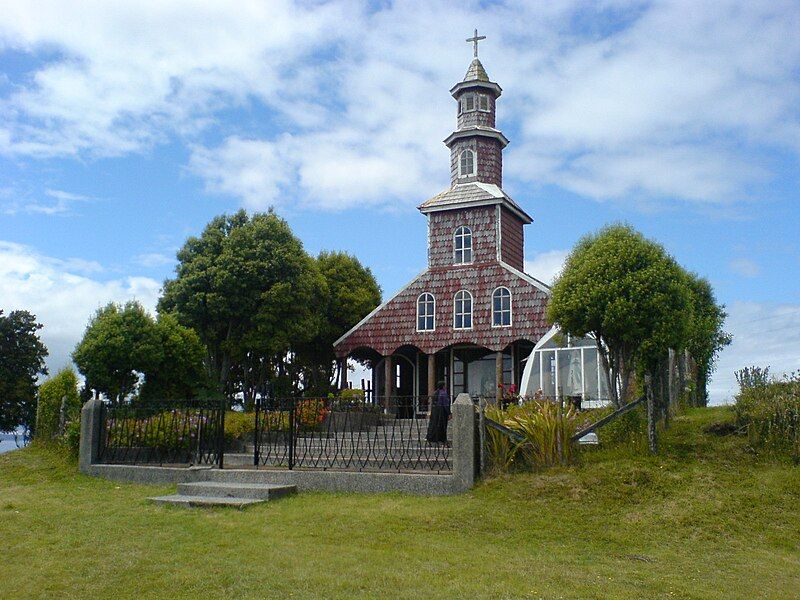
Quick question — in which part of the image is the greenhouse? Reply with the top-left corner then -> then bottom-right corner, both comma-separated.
519,328 -> 610,408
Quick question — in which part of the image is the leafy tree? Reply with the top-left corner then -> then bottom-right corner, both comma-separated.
684,274 -> 731,406
138,314 -> 208,401
35,367 -> 81,440
296,251 -> 382,393
0,310 -> 48,434
73,301 -> 207,403
159,210 -> 327,403
548,225 -> 690,408
73,301 -> 162,403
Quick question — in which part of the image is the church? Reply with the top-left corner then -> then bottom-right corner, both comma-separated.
334,34 -> 608,409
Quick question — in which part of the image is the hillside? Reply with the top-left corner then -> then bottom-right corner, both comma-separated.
1,407 -> 798,599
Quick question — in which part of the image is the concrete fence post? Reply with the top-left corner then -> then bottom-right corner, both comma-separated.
79,398 -> 104,474
452,393 -> 478,492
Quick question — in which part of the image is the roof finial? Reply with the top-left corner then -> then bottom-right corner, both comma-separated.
466,28 -> 486,59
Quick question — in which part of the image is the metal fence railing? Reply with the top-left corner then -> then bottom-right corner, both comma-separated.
97,399 -> 225,467
253,396 -> 452,473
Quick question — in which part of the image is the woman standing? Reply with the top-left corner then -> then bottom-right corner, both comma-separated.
426,381 -> 451,446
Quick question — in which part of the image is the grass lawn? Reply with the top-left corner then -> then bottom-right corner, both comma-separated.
1,407 -> 798,599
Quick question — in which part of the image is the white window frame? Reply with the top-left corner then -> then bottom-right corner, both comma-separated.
491,286 -> 512,327
458,149 -> 476,178
478,94 -> 490,112
416,292 -> 436,332
453,290 -> 473,330
453,226 -> 473,265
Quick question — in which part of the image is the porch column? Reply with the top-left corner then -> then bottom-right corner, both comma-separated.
427,353 -> 436,411
384,355 -> 393,411
495,351 -> 503,404
338,357 -> 348,390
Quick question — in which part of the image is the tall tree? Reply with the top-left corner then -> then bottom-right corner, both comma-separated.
296,251 -> 382,393
138,313 -> 208,401
159,210 -> 327,402
684,274 -> 731,406
72,301 -> 162,403
548,225 -> 691,408
0,310 -> 48,434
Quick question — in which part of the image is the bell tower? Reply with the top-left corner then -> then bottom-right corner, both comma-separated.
444,30 -> 509,187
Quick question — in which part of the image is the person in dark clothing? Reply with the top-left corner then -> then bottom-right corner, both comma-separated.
426,381 -> 451,445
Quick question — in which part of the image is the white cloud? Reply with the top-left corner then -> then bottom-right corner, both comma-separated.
525,249 -> 569,286
1,1 -> 799,210
134,252 -> 175,268
709,302 -> 800,404
3,187 -> 94,216
0,241 -> 160,376
729,258 -> 760,278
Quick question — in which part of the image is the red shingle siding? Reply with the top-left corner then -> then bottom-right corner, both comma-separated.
500,208 -> 525,270
457,95 -> 496,129
428,206 -> 496,268
334,263 -> 550,357
449,138 -> 503,187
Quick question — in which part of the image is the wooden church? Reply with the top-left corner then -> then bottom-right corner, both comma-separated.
334,34 -> 573,408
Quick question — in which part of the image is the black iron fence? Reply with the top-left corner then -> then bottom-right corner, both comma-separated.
97,399 -> 225,467
253,396 -> 452,473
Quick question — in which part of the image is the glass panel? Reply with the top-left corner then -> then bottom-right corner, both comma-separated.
541,350 -> 555,398
467,355 -> 496,397
583,347 -> 599,400
528,353 -> 541,395
559,349 -> 582,399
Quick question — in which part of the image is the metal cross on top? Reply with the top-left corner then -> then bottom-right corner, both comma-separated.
466,29 -> 486,58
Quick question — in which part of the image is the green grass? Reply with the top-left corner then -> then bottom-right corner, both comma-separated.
1,407 -> 798,599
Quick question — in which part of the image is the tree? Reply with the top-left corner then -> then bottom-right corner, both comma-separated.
0,310 -> 48,434
295,251 -> 382,393
548,225 -> 691,408
73,301 -> 207,403
684,274 -> 731,406
72,301 -> 161,404
35,367 -> 81,440
159,210 -> 328,403
138,314 -> 208,401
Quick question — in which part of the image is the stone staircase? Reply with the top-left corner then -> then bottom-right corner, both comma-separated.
148,480 -> 297,508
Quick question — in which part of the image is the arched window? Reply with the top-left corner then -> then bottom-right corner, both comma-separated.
453,226 -> 473,264
492,287 -> 512,327
417,293 -> 435,331
459,149 -> 475,177
454,290 -> 473,330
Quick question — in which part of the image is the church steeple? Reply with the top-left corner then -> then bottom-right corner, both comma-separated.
443,30 -> 509,188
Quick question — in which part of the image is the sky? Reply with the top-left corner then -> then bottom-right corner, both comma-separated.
1,0 -> 799,404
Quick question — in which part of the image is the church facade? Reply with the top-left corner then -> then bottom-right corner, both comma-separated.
334,45 -> 562,408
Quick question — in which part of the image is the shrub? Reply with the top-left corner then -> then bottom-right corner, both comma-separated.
224,411 -> 256,444
486,400 -> 579,472
62,420 -> 81,457
735,371 -> 800,461
296,398 -> 329,430
35,367 -> 81,440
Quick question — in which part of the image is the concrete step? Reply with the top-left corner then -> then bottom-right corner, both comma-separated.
147,494 -> 265,509
177,481 -> 296,500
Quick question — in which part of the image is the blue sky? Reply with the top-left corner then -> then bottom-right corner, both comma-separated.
1,0 -> 799,403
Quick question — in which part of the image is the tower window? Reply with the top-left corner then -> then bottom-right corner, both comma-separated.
492,287 -> 512,327
417,293 -> 435,331
461,94 -> 476,113
454,290 -> 473,330
453,226 -> 473,264
459,149 -> 475,177
478,95 -> 489,111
